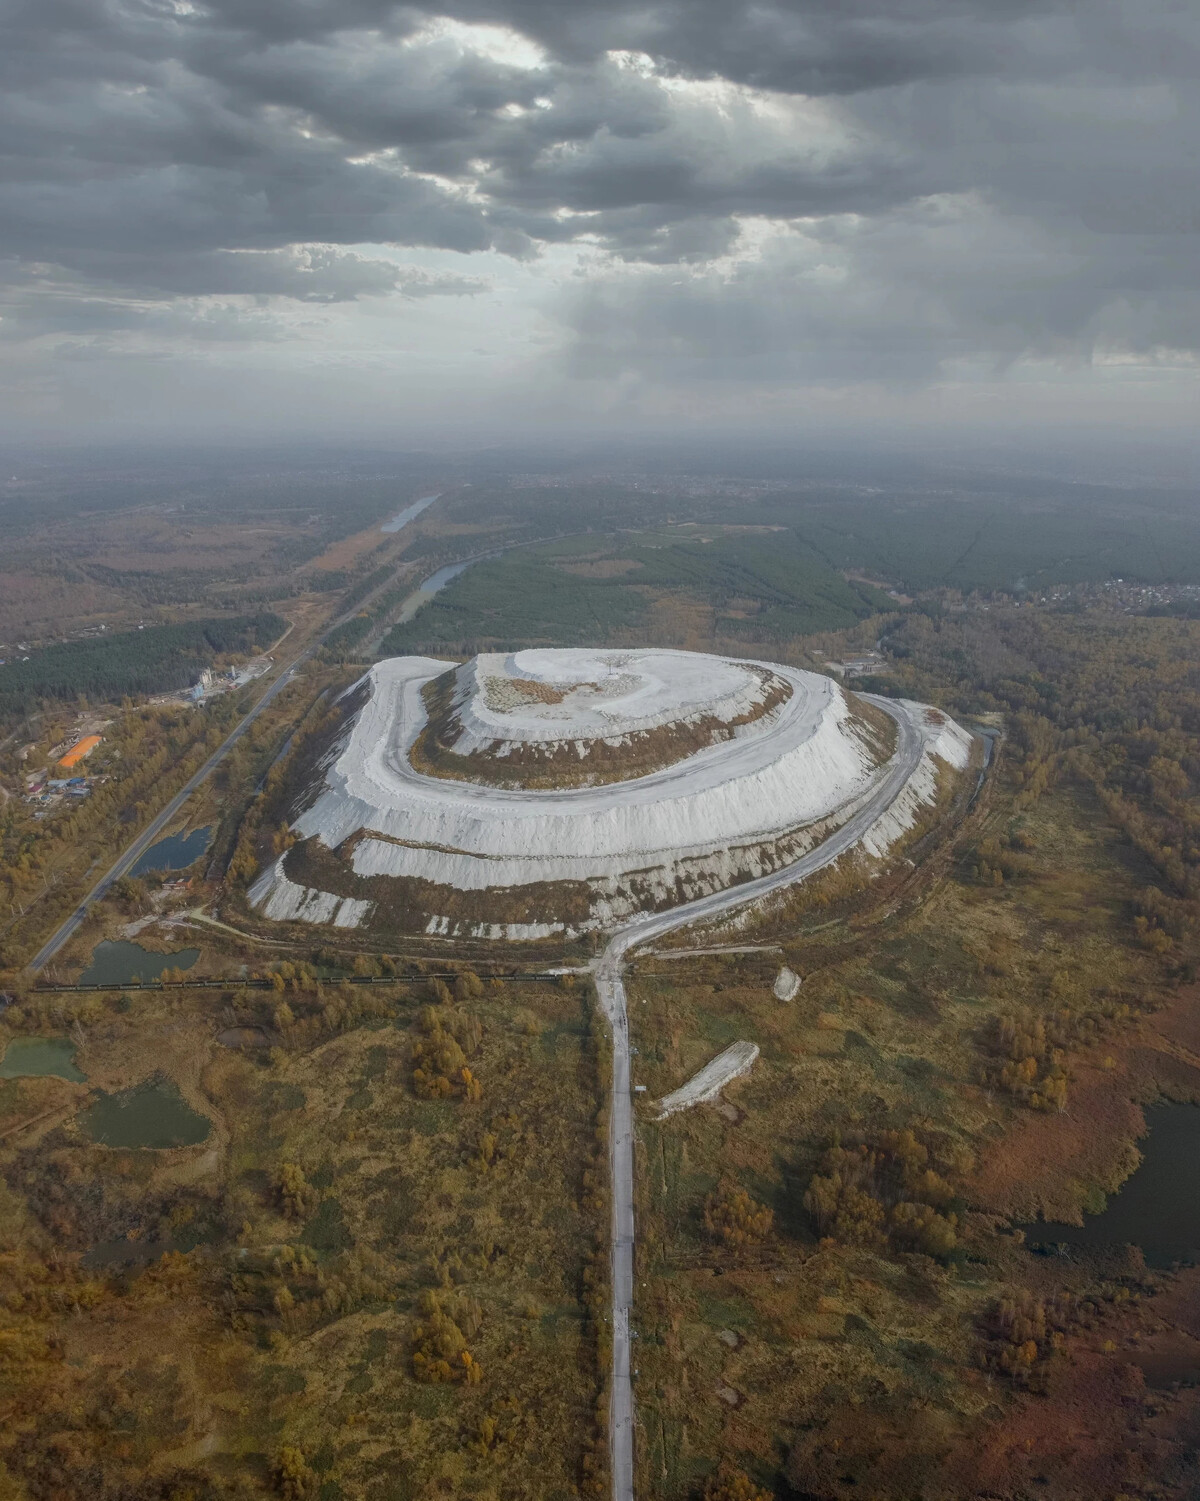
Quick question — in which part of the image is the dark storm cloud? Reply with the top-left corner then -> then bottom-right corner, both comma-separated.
157,0 -> 1060,88
1,0 -> 1197,387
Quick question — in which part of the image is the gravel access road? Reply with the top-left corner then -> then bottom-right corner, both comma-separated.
594,694 -> 927,1501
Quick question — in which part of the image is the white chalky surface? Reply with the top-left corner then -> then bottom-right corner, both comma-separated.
288,650 -> 889,890
655,1040 -> 760,1118
249,654 -> 975,930
773,966 -> 802,1001
860,705 -> 973,859
448,648 -> 781,754
248,860 -> 372,929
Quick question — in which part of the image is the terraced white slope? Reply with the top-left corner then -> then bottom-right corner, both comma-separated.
447,647 -> 781,755
286,651 -> 886,891
251,649 -> 973,934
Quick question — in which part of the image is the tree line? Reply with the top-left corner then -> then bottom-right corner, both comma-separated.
0,611 -> 285,718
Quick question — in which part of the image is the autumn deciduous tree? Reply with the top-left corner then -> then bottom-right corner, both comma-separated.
702,1462 -> 773,1501
277,1162 -> 318,1220
275,1445 -> 316,1498
703,1181 -> 774,1252
411,1005 -> 483,1101
410,1290 -> 483,1385
454,968 -> 484,1003
804,1129 -> 961,1259
977,1290 -> 1085,1389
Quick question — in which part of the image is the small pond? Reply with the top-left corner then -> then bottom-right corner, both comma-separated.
1020,1103 -> 1200,1268
83,1222 -> 216,1269
0,1036 -> 86,1082
79,1076 -> 211,1149
79,940 -> 200,987
217,1025 -> 275,1050
129,825 -> 211,878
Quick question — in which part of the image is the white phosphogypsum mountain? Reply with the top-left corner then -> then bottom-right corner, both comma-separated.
249,648 -> 973,938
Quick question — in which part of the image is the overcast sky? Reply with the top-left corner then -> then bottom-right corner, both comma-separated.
4,0 -> 1198,447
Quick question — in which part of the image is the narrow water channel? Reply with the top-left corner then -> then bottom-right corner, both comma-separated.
381,493 -> 441,533
392,559 -> 474,624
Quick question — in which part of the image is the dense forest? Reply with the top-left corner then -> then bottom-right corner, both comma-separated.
382,530 -> 888,655
881,606 -> 1200,960
429,476 -> 1200,596
767,491 -> 1200,595
0,612 -> 285,719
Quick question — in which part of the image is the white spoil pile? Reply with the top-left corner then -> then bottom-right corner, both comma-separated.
654,1040 -> 760,1119
860,705 -> 973,858
773,967 -> 802,1001
248,860 -> 373,929
250,648 -> 974,933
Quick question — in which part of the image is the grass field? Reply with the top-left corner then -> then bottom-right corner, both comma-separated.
623,760 -> 1198,1499
0,970 -> 607,1500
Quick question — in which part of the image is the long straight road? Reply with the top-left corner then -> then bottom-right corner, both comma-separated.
27,506 -> 448,974
593,695 -> 933,1501
29,646 -> 309,972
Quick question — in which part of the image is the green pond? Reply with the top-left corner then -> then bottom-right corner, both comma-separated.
80,1077 -> 211,1149
0,1036 -> 86,1082
79,940 -> 199,987
129,825 -> 212,878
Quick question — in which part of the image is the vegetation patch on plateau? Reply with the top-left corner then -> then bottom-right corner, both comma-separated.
410,663 -> 795,790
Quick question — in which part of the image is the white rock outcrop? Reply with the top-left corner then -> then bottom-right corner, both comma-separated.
860,705 -> 973,858
446,648 -> 784,755
248,860 -> 372,929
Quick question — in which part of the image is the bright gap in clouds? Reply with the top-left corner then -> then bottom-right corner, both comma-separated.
401,16 -> 550,70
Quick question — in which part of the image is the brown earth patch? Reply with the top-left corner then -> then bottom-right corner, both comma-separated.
971,1059 -> 1147,1222
309,525 -> 394,573
844,570 -> 912,604
483,674 -> 567,706
81,519 -> 295,575
645,590 -> 716,648
0,572 -> 129,641
971,986 -> 1200,1223
952,1346 -> 1160,1499
412,662 -> 797,789
785,1315 -> 1200,1500
1141,1263 -> 1200,1341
